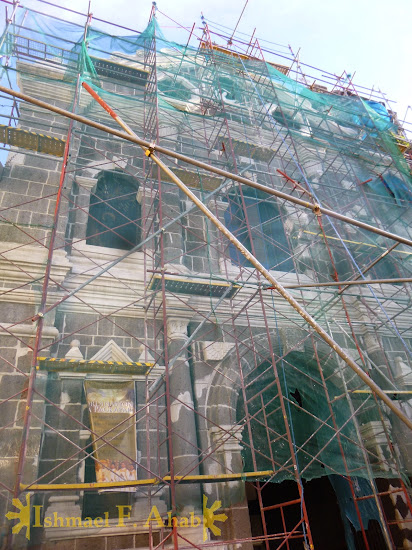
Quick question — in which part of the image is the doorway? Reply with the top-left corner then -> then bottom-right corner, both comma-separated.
247,477 -> 346,550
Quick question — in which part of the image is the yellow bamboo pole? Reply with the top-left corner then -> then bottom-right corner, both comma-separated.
80,82 -> 412,433
0,83 -> 411,249
22,470 -> 275,491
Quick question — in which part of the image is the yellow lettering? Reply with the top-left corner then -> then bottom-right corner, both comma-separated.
179,516 -> 188,527
65,517 -> 82,528
117,505 -> 132,527
83,517 -> 93,528
94,517 -> 103,528
104,511 -> 109,527
53,512 -> 64,527
33,505 -> 43,527
190,512 -> 201,528
44,516 -> 52,528
144,505 -> 164,529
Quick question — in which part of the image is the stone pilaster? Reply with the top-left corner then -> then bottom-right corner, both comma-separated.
166,316 -> 200,514
137,183 -> 157,260
206,199 -> 230,274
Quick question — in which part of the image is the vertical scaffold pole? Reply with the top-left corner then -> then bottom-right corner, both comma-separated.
80,75 -> 412,428
7,8 -> 93,549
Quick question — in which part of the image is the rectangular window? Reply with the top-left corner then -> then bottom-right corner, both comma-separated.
225,189 -> 294,272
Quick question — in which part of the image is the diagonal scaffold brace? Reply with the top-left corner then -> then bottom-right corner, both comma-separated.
79,81 -> 412,433
1,83 -> 412,249
0,82 -> 410,431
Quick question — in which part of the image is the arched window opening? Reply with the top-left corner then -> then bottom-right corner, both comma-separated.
86,170 -> 141,250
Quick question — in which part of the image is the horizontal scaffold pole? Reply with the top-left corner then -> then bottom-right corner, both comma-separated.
80,82 -> 412,433
21,470 -> 275,492
1,84 -> 412,249
281,277 -> 412,289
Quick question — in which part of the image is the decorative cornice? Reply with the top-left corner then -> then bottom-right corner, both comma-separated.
209,424 -> 243,452
0,323 -> 58,339
75,175 -> 96,190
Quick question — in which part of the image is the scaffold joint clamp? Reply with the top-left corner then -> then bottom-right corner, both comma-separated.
32,312 -> 44,322
312,204 -> 322,217
145,143 -> 156,157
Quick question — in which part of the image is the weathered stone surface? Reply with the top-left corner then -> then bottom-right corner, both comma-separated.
0,375 -> 28,399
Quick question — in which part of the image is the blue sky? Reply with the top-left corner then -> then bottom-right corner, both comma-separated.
8,0 -> 412,135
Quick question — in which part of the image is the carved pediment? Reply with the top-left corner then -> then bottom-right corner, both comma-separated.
90,340 -> 132,363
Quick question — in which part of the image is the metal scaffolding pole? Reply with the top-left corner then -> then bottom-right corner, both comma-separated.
0,84 -> 411,250
6,7 -> 93,549
78,82 -> 412,433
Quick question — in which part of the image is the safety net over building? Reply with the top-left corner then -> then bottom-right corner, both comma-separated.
0,2 -> 411,549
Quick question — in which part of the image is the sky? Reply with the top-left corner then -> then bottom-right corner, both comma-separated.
4,0 -> 412,134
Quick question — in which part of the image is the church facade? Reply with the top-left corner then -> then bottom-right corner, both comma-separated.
0,6 -> 411,550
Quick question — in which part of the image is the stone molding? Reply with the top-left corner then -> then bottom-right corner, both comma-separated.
75,175 -> 96,190
209,424 -> 243,453
137,184 -> 157,205
0,245 -> 71,288
207,199 -> 229,217
202,341 -> 234,362
0,323 -> 58,339
394,357 -> 412,387
360,420 -> 392,449
166,317 -> 189,341
58,367 -> 165,382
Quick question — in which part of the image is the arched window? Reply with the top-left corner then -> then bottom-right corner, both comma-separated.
86,170 -> 141,250
224,188 -> 293,271
236,354 -> 367,479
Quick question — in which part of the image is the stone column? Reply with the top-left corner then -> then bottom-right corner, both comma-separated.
70,175 -> 96,244
166,316 -> 200,514
157,182 -> 185,267
351,296 -> 412,476
363,331 -> 391,381
209,425 -> 244,504
282,202 -> 321,280
206,198 -> 229,274
386,355 -> 412,475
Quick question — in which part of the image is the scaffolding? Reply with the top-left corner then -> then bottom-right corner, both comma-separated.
0,1 -> 412,549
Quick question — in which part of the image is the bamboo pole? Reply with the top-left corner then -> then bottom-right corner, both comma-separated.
80,82 -> 412,433
0,83 -> 411,249
21,470 -> 275,492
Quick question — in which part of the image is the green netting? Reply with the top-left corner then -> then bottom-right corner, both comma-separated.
238,352 -> 395,482
5,7 -> 411,196
1,7 -> 411,507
